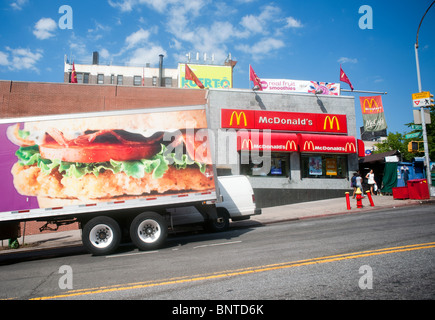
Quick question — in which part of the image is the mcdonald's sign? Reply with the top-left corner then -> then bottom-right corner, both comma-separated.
303,140 -> 315,151
222,109 -> 347,134
345,142 -> 356,153
221,109 -> 255,128
323,116 -> 340,131
316,114 -> 347,133
360,96 -> 384,114
241,138 -> 253,150
285,140 -> 297,151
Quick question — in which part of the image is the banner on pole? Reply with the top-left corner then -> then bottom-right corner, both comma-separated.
360,96 -> 387,132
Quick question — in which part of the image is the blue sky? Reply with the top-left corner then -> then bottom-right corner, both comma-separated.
1,0 -> 434,138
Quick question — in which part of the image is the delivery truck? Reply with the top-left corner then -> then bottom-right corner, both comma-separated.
0,102 -> 223,255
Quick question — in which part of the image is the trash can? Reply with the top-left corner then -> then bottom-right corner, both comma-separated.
407,179 -> 430,200
392,186 -> 409,200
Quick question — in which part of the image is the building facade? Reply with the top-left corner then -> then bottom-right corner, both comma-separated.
206,89 -> 362,207
64,53 -> 178,88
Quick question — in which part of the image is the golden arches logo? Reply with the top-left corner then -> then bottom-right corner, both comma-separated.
286,140 -> 297,151
229,111 -> 248,127
323,116 -> 340,131
345,142 -> 356,153
362,98 -> 380,113
241,138 -> 253,149
303,140 -> 315,151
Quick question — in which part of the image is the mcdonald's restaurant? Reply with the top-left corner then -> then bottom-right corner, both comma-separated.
207,89 -> 365,208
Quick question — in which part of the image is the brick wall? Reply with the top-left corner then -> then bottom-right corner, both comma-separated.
0,80 -> 207,118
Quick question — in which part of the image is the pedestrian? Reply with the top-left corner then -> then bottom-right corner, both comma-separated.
366,169 -> 376,195
355,172 -> 363,194
351,172 -> 357,198
401,165 -> 409,186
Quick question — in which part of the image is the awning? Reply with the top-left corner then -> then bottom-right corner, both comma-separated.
237,132 -> 298,152
298,134 -> 357,154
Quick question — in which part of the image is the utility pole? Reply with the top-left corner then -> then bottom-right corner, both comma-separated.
414,0 -> 435,193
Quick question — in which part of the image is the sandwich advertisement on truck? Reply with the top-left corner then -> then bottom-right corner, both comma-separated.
0,107 -> 216,214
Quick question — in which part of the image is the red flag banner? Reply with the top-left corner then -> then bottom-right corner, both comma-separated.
249,65 -> 263,91
71,62 -> 77,83
339,65 -> 353,91
185,64 -> 204,89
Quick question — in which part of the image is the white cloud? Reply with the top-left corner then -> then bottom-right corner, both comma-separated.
33,18 -> 57,40
125,28 -> 151,49
240,5 -> 281,35
10,0 -> 28,10
236,38 -> 285,61
2,47 -> 43,71
284,17 -> 303,28
338,57 -> 358,64
0,51 -> 9,66
126,46 -> 167,66
109,0 -> 179,13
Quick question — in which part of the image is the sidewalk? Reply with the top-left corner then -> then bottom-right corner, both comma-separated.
1,194 -> 434,256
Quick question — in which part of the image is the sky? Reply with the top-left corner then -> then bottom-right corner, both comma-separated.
0,0 -> 434,138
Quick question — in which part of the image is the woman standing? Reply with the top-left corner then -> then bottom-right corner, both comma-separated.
366,169 -> 376,195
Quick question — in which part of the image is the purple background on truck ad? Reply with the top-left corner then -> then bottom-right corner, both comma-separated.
0,123 -> 39,213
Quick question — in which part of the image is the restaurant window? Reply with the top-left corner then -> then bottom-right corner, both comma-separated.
134,76 -> 142,86
240,152 -> 290,178
300,154 -> 348,179
152,76 -> 157,86
111,74 -> 115,84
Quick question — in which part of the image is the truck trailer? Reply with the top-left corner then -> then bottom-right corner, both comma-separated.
0,82 -> 226,255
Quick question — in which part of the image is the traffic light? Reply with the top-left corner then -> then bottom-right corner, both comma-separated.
408,141 -> 422,153
428,92 -> 434,107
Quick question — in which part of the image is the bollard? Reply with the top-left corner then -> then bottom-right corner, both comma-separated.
345,192 -> 351,210
366,191 -> 375,207
355,188 -> 363,208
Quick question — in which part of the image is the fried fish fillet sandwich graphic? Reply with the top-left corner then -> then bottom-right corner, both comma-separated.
7,118 -> 214,208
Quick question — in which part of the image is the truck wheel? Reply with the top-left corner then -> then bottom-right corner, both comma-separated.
82,216 -> 121,256
206,208 -> 230,232
130,212 -> 167,251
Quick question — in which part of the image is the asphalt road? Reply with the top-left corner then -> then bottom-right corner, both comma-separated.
0,204 -> 434,303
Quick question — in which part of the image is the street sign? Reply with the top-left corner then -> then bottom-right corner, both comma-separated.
412,91 -> 434,107
410,124 -> 422,130
412,92 -> 430,100
405,132 -> 422,139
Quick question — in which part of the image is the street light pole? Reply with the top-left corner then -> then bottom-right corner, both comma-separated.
414,0 -> 435,192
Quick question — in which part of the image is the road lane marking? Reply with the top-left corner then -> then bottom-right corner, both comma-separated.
193,240 -> 242,249
30,241 -> 435,300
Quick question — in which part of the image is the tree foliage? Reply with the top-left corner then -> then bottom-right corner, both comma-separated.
374,108 -> 434,162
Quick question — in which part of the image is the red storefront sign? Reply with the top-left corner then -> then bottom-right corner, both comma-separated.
221,109 -> 347,134
237,132 -> 298,152
298,134 -> 356,154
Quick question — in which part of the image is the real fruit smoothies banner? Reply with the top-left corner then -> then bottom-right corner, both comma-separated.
260,79 -> 340,95
0,108 -> 215,213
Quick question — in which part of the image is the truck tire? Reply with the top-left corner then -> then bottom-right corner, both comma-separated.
82,216 -> 121,256
205,208 -> 230,232
130,212 -> 167,251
